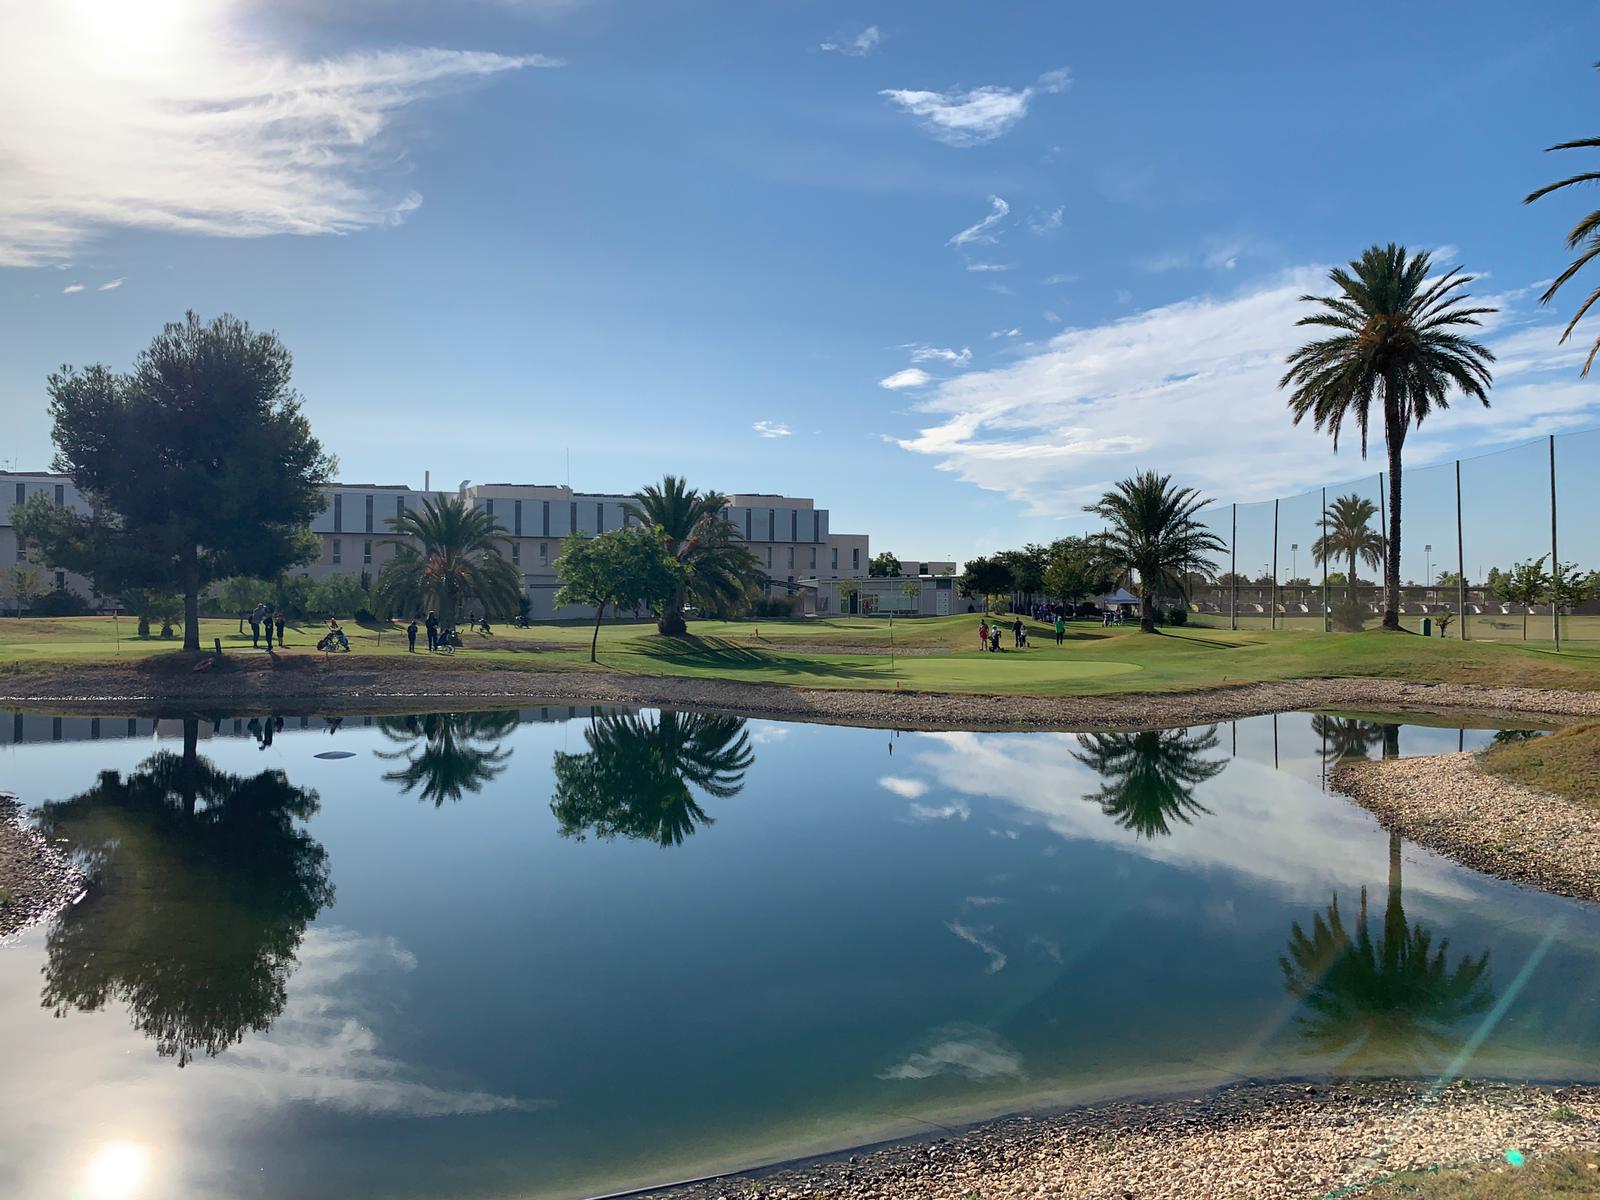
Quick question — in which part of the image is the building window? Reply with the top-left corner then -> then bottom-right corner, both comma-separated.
813,511 -> 820,542
569,501 -> 577,534
539,542 -> 548,563
542,501 -> 551,537
597,502 -> 604,532
55,570 -> 65,590
852,548 -> 860,571
809,547 -> 816,569
333,494 -> 343,532
485,498 -> 495,519
787,546 -> 794,569
832,547 -> 839,570
744,509 -> 751,540
396,495 -> 405,522
363,540 -> 373,565
515,499 -> 523,536
766,546 -> 772,568
13,483 -> 22,506
365,494 -> 374,532
791,510 -> 798,541
331,539 -> 342,565
512,541 -> 521,565
54,483 -> 64,506
768,509 -> 775,541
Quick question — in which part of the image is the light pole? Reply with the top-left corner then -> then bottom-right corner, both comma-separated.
1425,544 -> 1433,596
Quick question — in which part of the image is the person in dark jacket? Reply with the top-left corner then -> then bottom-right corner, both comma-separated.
406,619 -> 418,653
425,611 -> 439,652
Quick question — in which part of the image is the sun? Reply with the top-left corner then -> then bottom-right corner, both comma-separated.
72,0 -> 197,55
82,1140 -> 152,1200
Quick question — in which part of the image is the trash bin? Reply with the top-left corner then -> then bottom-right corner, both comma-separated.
1422,616 -> 1432,637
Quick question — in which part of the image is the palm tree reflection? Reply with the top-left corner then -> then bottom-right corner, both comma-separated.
551,710 -> 754,846
33,718 -> 334,1066
1312,715 -> 1395,765
376,711 -> 518,806
1071,726 -> 1226,839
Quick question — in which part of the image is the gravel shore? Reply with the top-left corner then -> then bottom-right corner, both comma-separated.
1333,751 -> 1600,904
0,793 -> 84,940
4,660 -> 1600,731
648,1080 -> 1600,1200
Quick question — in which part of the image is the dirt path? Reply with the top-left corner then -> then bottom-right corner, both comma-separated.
0,794 -> 84,940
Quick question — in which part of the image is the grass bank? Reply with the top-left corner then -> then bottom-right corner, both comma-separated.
1359,1147 -> 1600,1197
1480,723 -> 1600,808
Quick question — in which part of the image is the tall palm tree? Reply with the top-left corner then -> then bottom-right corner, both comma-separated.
625,476 -> 765,636
1071,725 -> 1225,838
550,709 -> 754,846
1523,87 -> 1600,375
1084,471 -> 1226,633
375,711 -> 517,806
373,494 -> 522,627
1312,494 -> 1385,589
1281,245 -> 1495,630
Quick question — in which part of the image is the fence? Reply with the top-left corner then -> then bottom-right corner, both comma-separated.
1184,426 -> 1600,646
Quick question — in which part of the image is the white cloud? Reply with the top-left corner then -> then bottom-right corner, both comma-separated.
749,724 -> 790,744
1041,272 -> 1077,285
947,920 -> 1007,973
879,1026 -> 1022,1081
987,327 -> 1020,339
752,420 -> 792,438
96,277 -> 125,291
880,67 -> 1068,146
907,799 -> 970,821
988,282 -> 1015,296
966,261 -> 1010,272
1145,237 -> 1262,275
895,265 -> 1599,517
947,195 -> 1009,246
880,367 -> 933,390
1042,310 -> 1061,323
61,282 -> 84,293
820,25 -> 880,56
907,344 -> 972,367
0,2 -> 556,266
1029,206 -> 1064,235
878,775 -> 929,799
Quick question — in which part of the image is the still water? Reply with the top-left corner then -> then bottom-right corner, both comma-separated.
1,708 -> 1597,1199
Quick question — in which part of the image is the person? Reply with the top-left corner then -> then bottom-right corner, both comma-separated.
248,604 -> 263,647
1055,614 -> 1066,645
263,611 -> 274,650
989,627 -> 1002,652
275,611 -> 286,644
978,619 -> 989,651
406,618 -> 418,653
1013,616 -> 1024,648
478,614 -> 491,635
321,616 -> 349,652
425,610 -> 439,653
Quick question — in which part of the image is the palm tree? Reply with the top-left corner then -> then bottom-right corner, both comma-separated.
1281,245 -> 1495,630
372,494 -> 522,627
375,711 -> 517,806
1523,86 -> 1600,375
1071,725 -> 1225,838
550,709 -> 754,846
1084,471 -> 1226,633
625,476 -> 765,636
1313,494 -> 1385,590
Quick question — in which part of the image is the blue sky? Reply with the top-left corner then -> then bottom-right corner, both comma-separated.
2,0 -> 1598,575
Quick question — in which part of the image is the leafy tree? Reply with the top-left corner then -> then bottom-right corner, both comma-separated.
1324,571 -> 1348,586
307,573 -> 370,619
14,312 -> 335,650
1436,610 -> 1455,638
373,494 -> 522,627
1071,726 -> 1225,839
1214,571 -> 1249,588
120,587 -> 182,638
32,720 -> 333,1065
1523,78 -> 1600,375
4,563 -> 45,617
1084,471 -> 1226,633
554,527 -> 685,662
1313,494 -> 1385,596
1550,559 -> 1593,612
376,711 -> 517,806
995,545 -> 1049,602
1043,536 -> 1113,603
1434,569 -> 1463,589
868,551 -> 903,578
625,476 -> 765,636
215,576 -> 268,633
1282,246 -> 1495,630
551,711 -> 754,847
956,555 -> 1013,610
1283,576 -> 1312,587
1494,556 -> 1552,641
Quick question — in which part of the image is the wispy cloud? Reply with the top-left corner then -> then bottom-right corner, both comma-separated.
1144,237 -> 1262,274
61,282 -> 84,294
966,261 -> 1010,272
879,1026 -> 1022,1081
880,367 -> 933,390
1028,206 -> 1064,235
907,344 -> 972,367
881,67 -> 1069,146
879,775 -> 929,799
1041,272 -> 1077,285
947,196 -> 1009,247
947,921 -> 1008,973
820,25 -> 880,57
988,327 -> 1020,339
97,277 -> 125,291
0,4 -> 556,266
752,420 -> 792,438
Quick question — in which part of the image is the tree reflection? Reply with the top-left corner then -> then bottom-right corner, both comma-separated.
1311,715 -> 1394,764
1071,726 -> 1226,838
550,710 -> 754,846
33,719 -> 334,1066
376,711 -> 518,806
1280,832 -> 1493,1071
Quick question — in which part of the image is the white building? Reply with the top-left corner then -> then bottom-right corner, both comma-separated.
811,573 -> 958,617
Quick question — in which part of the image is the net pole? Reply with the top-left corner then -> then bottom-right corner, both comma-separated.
1271,498 -> 1279,632
1230,503 -> 1237,632
1550,434 -> 1560,651
1377,472 -> 1386,624
1322,487 -> 1330,633
1455,459 -> 1466,641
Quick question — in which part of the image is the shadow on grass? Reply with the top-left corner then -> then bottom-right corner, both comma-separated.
628,635 -> 882,681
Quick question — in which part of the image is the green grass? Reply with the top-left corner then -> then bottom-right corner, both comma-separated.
1352,1148 -> 1600,1197
3,613 -> 1600,699
1480,723 -> 1600,808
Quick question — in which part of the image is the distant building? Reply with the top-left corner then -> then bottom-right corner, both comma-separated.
810,573 -> 957,617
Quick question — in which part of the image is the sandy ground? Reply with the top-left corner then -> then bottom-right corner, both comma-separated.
4,659 -> 1600,731
1333,751 -> 1600,904
0,794 -> 84,940
649,1080 -> 1600,1200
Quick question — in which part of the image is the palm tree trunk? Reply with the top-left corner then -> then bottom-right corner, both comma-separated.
658,586 -> 687,637
1139,584 -> 1155,633
1383,432 -> 1404,631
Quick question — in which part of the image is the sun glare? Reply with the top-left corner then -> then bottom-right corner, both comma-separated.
83,1141 -> 152,1200
73,0 -> 197,55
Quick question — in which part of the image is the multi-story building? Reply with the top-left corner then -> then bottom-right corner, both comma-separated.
2,471 -> 875,619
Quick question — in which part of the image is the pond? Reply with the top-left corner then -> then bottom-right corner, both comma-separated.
1,707 -> 1597,1200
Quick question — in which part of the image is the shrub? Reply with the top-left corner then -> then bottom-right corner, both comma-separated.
31,588 -> 91,617
1331,596 -> 1366,632
1167,607 -> 1188,626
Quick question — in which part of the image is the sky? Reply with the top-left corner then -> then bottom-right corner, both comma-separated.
2,0 -> 1599,575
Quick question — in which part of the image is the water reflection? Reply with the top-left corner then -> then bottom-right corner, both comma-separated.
376,712 -> 518,806
550,710 -> 754,846
32,719 -> 334,1066
1312,714 -> 1394,764
1070,726 -> 1226,839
